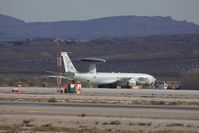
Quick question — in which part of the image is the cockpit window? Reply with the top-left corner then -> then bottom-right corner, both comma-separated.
138,77 -> 148,81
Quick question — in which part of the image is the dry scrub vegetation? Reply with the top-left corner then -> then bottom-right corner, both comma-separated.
0,95 -> 199,105
0,122 -> 197,133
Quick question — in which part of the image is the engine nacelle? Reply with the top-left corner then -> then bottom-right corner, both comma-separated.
136,77 -> 149,85
128,78 -> 137,86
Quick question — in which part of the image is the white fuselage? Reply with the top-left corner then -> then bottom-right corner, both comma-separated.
73,72 -> 156,86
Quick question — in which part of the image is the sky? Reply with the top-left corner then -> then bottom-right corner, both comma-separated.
0,0 -> 199,24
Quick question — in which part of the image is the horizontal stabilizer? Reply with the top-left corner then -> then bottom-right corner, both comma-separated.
48,75 -> 73,80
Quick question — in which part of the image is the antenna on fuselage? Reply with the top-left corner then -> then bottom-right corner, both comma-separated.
80,58 -> 106,73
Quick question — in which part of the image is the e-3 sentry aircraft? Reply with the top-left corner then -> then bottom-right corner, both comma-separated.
61,52 -> 156,88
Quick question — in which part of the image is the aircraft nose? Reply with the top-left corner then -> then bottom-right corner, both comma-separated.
150,76 -> 156,85
153,76 -> 156,82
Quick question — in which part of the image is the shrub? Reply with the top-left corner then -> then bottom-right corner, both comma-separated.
48,97 -> 57,102
78,113 -> 86,117
109,120 -> 121,125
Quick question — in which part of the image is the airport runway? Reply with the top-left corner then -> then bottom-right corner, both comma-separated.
0,101 -> 199,120
1,87 -> 199,98
0,101 -> 199,111
0,86 -> 199,133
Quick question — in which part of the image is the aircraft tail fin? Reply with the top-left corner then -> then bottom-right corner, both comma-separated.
61,52 -> 77,73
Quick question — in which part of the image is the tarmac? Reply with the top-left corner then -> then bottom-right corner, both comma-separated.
0,87 -> 199,132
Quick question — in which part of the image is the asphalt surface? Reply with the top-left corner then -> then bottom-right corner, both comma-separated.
1,87 -> 199,132
1,87 -> 199,98
1,101 -> 199,120
0,101 -> 199,111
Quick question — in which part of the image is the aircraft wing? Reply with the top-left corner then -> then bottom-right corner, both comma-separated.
46,71 -> 64,75
115,78 -> 132,85
48,75 -> 72,80
101,78 -> 133,85
99,78 -> 133,87
46,71 -> 75,80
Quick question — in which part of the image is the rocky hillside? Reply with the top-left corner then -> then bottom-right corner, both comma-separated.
1,14 -> 199,40
0,34 -> 199,76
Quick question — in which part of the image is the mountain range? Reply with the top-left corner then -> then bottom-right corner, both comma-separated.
1,14 -> 199,41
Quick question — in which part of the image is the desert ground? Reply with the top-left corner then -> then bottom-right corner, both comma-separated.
0,87 -> 199,133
